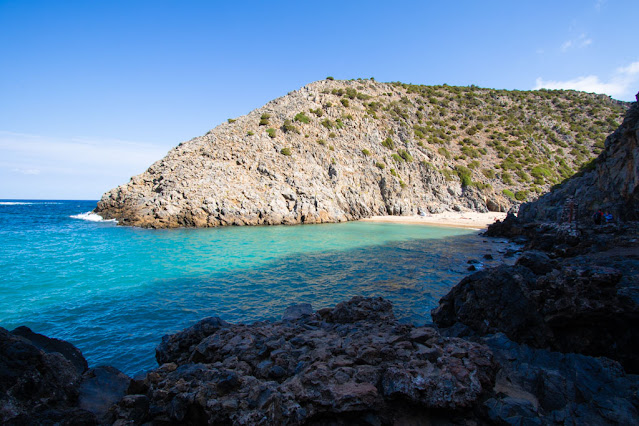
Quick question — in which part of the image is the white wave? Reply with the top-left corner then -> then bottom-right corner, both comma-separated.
70,211 -> 117,223
0,201 -> 35,205
0,201 -> 63,205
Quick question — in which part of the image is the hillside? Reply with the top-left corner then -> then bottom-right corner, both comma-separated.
95,79 -> 628,228
518,91 -> 639,222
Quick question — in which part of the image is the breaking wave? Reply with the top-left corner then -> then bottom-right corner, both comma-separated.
70,211 -> 117,223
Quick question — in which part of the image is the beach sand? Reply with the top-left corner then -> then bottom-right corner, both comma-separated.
359,211 -> 507,230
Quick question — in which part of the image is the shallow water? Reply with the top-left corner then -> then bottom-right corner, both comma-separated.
0,200 -> 510,375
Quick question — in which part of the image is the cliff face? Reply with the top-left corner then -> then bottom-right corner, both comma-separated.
96,79 -> 627,228
519,92 -> 639,222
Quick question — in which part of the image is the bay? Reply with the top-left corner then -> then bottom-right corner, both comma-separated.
0,200 -> 510,375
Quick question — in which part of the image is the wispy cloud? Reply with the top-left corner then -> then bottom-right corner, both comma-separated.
0,131 -> 172,199
561,33 -> 592,52
534,60 -> 639,100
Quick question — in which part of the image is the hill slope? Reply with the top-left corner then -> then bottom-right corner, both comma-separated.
95,79 -> 628,228
518,91 -> 638,222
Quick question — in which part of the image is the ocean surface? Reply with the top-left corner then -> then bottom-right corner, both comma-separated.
0,200 -> 513,376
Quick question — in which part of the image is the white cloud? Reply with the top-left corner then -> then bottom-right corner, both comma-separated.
561,33 -> 592,52
534,60 -> 639,101
594,0 -> 606,11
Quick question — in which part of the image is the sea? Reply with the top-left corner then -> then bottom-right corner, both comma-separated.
0,200 -> 514,376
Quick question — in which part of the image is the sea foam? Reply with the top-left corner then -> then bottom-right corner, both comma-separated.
70,211 -> 117,223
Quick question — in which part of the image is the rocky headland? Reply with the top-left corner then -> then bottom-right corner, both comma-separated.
95,79 -> 627,228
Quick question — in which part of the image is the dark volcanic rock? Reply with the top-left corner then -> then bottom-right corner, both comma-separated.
11,325 -> 88,375
482,333 -> 639,425
0,327 -> 97,425
433,247 -> 639,373
156,316 -> 229,365
111,297 -> 497,424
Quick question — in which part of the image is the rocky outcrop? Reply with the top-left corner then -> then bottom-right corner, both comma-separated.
432,244 -> 639,373
0,327 -> 95,424
0,327 -> 131,425
518,91 -> 639,223
109,297 -> 497,424
4,298 -> 639,424
95,80 -> 626,228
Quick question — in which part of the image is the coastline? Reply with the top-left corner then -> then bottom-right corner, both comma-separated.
360,211 -> 508,229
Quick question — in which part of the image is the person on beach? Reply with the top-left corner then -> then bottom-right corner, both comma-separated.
593,210 -> 603,225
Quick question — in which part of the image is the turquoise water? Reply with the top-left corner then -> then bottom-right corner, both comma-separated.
0,200 -> 504,376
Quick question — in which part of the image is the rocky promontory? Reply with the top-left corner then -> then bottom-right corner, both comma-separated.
95,79 -> 626,228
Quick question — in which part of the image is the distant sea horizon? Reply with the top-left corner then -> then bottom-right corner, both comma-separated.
0,199 -> 516,376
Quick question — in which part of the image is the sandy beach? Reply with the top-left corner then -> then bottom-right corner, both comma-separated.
359,211 -> 508,229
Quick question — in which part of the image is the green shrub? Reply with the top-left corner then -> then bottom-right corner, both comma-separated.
321,119 -> 333,129
455,165 -> 472,187
227,118 -> 236,123
317,139 -> 326,146
280,147 -> 292,156
398,149 -> 413,162
326,76 -> 334,80
375,162 -> 385,169
530,166 -> 552,179
382,137 -> 395,150
502,189 -> 515,199
438,147 -> 451,159
294,112 -> 310,123
259,118 -> 269,126
362,149 -> 371,156
441,169 -> 455,181
391,153 -> 402,162
482,168 -> 496,179
247,131 -> 254,136
335,119 -> 345,129
310,108 -> 324,117
260,113 -> 271,119
329,145 -> 335,151
341,99 -> 350,107
266,128 -> 276,138
282,119 -> 300,134
390,168 -> 398,177
329,132 -> 336,138
400,180 -> 407,189
501,171 -> 514,185
514,190 -> 528,201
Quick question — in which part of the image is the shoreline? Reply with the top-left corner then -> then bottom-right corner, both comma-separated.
359,211 -> 508,230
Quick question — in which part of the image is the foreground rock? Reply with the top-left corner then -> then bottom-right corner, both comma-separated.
433,245 -> 639,373
110,297 -> 496,424
0,327 -> 131,425
95,80 -> 626,228
3,298 -> 638,424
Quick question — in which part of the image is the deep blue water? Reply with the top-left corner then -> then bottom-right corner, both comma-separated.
0,200 -> 511,376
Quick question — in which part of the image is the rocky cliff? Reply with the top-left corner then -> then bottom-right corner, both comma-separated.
95,79 -> 627,228
518,91 -> 639,222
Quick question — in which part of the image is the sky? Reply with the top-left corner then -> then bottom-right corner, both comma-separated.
1,0 -> 638,200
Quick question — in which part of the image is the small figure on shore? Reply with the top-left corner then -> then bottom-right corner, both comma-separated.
604,212 -> 614,223
593,210 -> 603,225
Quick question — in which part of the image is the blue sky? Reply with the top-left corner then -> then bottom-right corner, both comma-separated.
1,0 -> 637,200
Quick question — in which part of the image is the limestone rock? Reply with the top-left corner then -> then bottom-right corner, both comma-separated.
95,80 -> 627,228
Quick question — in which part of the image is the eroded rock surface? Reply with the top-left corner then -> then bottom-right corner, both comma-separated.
110,297 -> 497,424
